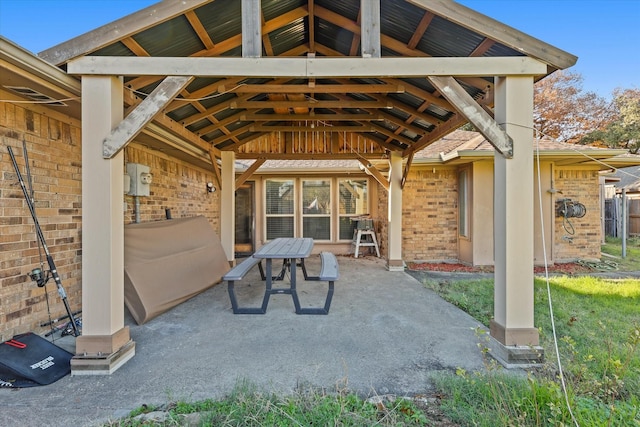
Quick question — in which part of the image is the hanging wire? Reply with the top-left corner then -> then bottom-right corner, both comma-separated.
0,96 -> 80,104
125,84 -> 246,102
532,127 -> 581,427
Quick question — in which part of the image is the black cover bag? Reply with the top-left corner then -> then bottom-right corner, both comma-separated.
0,333 -> 73,388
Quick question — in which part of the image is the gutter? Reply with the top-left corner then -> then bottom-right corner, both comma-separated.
0,37 -> 81,96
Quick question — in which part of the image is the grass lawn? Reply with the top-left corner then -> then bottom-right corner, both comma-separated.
423,274 -> 640,426
601,236 -> 640,271
108,238 -> 640,426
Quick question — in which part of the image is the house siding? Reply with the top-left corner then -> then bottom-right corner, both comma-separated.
553,167 -> 602,261
0,102 -> 221,341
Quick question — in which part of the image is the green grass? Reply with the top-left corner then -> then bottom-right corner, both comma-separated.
423,275 -> 640,426
106,381 -> 430,426
108,243 -> 640,426
601,235 -> 640,271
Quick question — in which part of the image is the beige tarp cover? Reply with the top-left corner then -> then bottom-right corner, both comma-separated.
124,216 -> 230,324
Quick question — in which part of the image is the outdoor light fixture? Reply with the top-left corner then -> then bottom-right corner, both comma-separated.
206,182 -> 216,193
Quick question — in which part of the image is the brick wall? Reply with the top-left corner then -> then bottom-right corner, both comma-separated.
123,145 -> 220,227
1,101 -> 221,341
553,168 -> 601,261
1,102 -> 82,342
402,168 -> 459,262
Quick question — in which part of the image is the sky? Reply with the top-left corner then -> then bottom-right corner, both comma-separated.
0,0 -> 637,99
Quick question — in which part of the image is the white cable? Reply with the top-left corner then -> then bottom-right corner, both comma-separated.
0,96 -> 80,104
535,135 -> 580,427
126,83 -> 246,102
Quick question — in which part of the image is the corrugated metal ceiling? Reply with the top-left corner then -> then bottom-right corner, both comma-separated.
44,0 -> 577,163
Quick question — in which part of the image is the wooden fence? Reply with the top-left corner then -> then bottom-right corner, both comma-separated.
605,196 -> 640,237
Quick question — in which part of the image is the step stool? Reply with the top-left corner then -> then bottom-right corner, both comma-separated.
352,218 -> 380,258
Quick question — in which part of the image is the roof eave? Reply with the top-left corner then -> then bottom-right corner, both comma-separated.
0,37 -> 81,95
410,0 -> 578,70
38,0 -> 214,66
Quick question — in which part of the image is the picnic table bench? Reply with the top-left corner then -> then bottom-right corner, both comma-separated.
223,238 -> 338,315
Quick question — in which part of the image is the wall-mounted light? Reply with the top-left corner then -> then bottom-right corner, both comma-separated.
206,182 -> 216,193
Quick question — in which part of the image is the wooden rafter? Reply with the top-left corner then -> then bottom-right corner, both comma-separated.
407,11 -> 434,49
236,159 -> 265,189
103,76 -> 193,158
185,10 -> 215,50
123,87 -> 221,157
240,112 -> 382,121
358,159 -> 389,190
209,150 -> 222,190
308,0 -> 315,52
401,152 -> 414,188
429,76 -> 512,158
226,83 -> 405,94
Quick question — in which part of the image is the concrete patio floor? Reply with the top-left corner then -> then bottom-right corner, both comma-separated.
1,256 -> 487,426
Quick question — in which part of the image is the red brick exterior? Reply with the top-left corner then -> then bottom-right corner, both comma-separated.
1,102 -> 221,341
553,168 -> 602,261
0,98 -> 608,340
401,168 -> 459,262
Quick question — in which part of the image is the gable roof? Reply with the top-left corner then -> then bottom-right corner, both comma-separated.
26,1 -> 579,166
607,166 -> 640,192
414,129 -> 640,168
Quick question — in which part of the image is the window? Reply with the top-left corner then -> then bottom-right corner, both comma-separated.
458,170 -> 469,237
264,178 -> 369,242
339,179 -> 368,240
265,179 -> 294,239
302,180 -> 331,240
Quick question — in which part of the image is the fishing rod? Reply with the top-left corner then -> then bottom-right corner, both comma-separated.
7,146 -> 80,337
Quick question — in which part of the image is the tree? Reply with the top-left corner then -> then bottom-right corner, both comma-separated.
581,88 -> 640,153
533,70 -> 614,142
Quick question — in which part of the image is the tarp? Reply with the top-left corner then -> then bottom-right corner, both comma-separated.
124,216 -> 230,324
0,333 -> 72,388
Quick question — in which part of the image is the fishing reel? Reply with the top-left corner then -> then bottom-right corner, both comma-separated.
29,267 -> 51,287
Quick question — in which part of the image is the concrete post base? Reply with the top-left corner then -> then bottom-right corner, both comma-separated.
71,340 -> 136,375
386,259 -> 404,272
71,327 -> 136,375
488,336 -> 544,369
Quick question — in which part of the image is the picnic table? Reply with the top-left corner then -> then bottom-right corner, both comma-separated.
225,238 -> 338,314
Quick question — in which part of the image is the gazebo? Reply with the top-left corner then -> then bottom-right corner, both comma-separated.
38,0 -> 577,373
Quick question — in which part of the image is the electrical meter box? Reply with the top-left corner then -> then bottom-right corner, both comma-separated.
126,163 -> 152,197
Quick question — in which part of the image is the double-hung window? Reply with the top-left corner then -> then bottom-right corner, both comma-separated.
264,177 -> 369,242
302,179 -> 331,240
265,179 -> 294,239
339,178 -> 369,240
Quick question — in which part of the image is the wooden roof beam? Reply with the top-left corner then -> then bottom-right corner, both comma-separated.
236,159 -> 265,189
103,76 -> 193,158
358,159 -> 389,190
240,112 -> 383,121
429,76 -> 512,158
407,11 -> 434,49
249,124 -> 373,132
225,83 -> 405,94
231,99 -> 393,109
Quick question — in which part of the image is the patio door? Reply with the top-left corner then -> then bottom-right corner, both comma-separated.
235,183 -> 255,256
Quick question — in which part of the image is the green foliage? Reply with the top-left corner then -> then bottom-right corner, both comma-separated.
425,274 -> 640,426
581,88 -> 640,153
109,382 -> 430,426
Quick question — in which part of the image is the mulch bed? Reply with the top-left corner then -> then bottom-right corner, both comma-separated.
407,262 -> 594,275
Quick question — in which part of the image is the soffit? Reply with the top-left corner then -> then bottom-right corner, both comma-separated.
38,0 -> 577,163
